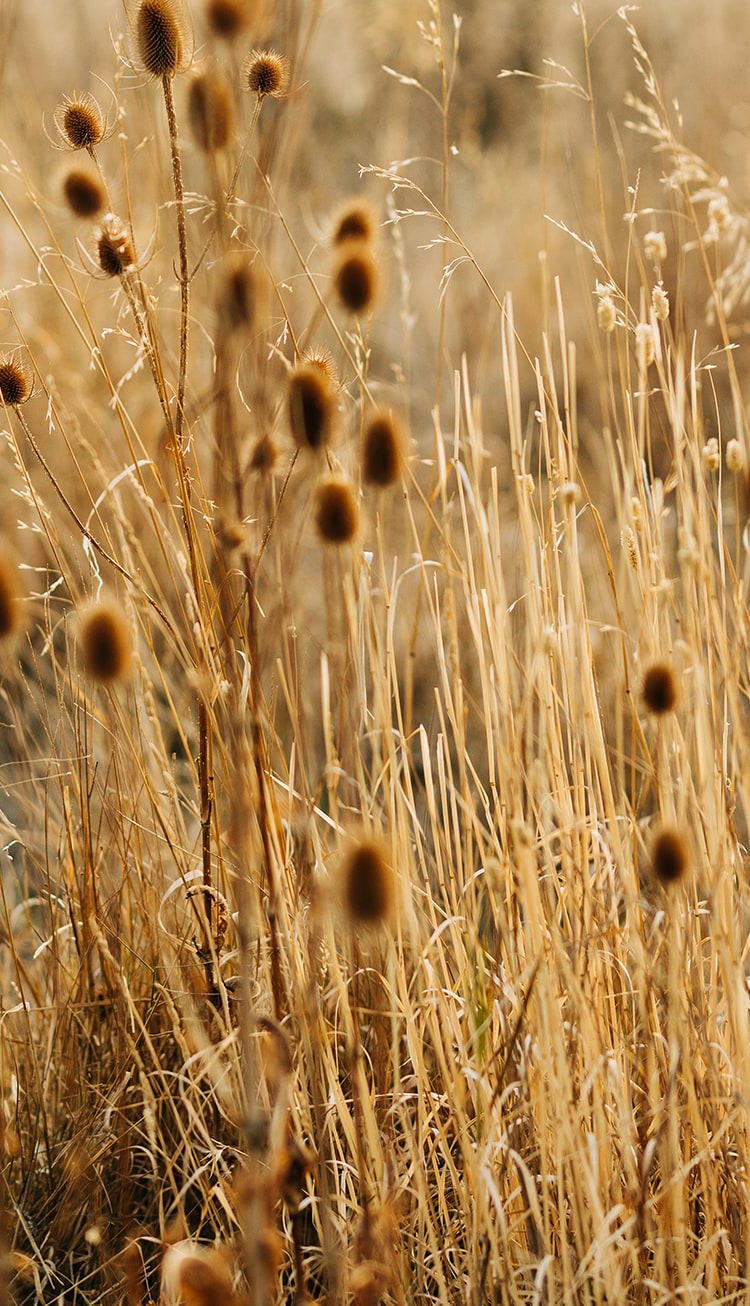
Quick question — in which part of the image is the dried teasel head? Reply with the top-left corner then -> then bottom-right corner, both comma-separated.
205,0 -> 258,38
132,0 -> 191,79
362,411 -> 405,487
215,252 -> 257,333
641,661 -> 677,716
315,479 -> 358,544
332,198 -> 377,247
340,838 -> 393,926
78,600 -> 133,684
0,554 -> 22,641
0,353 -> 34,407
94,214 -> 136,277
288,362 -> 335,451
62,166 -> 106,220
243,48 -> 289,99
52,92 -> 110,153
333,241 -> 378,314
187,68 -> 234,152
651,828 -> 689,886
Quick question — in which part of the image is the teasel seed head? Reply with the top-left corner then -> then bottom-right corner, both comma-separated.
302,347 -> 338,387
243,48 -> 289,99
641,661 -> 677,715
95,215 -> 136,277
0,557 -> 21,640
135,0 -> 186,79
332,199 -> 377,247
53,92 -> 108,152
333,241 -> 378,314
205,0 -> 257,37
315,479 -> 358,544
651,828 -> 688,886
62,167 -> 106,219
188,68 -> 234,152
341,839 -> 393,925
362,411 -> 404,487
288,363 -> 334,451
216,252 -> 256,333
79,601 -> 133,683
0,354 -> 33,407
249,433 -> 279,474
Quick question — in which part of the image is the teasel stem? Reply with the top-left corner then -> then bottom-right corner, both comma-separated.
161,73 -> 190,446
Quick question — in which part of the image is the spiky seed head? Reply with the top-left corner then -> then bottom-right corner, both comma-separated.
342,839 -> 393,924
53,93 -> 107,152
333,241 -> 378,314
642,662 -> 677,715
205,0 -> 255,37
62,167 -> 106,219
95,215 -> 135,277
0,356 -> 33,407
651,828 -> 688,886
362,412 -> 404,487
288,363 -> 334,451
315,480 -> 358,544
79,601 -> 133,683
188,69 -> 234,152
216,253 -> 256,333
243,48 -> 289,98
136,0 -> 185,78
0,558 -> 20,640
332,199 -> 377,247
302,347 -> 338,386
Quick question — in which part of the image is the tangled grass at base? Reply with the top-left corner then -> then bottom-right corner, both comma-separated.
0,0 -> 750,1302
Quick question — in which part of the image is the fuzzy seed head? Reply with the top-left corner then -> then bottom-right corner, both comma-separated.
727,439 -> 745,474
652,283 -> 669,322
641,661 -> 677,715
332,200 -> 377,247
54,93 -> 107,152
205,0 -> 255,37
0,558 -> 20,640
644,230 -> 667,265
62,167 -> 106,219
333,241 -> 378,314
188,70 -> 234,152
362,412 -> 404,487
597,292 -> 616,334
315,480 -> 358,544
635,321 -> 656,369
136,0 -> 184,78
0,356 -> 33,407
651,828 -> 688,886
243,48 -> 289,98
302,347 -> 338,386
249,433 -> 278,474
79,602 -> 132,683
342,840 -> 393,925
216,253 -> 256,333
288,363 -> 334,451
95,215 -> 135,277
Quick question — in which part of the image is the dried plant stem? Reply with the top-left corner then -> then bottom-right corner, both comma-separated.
161,73 -> 190,446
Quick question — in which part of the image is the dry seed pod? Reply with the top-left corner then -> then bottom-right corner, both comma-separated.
0,557 -> 21,640
288,363 -> 334,451
315,480 -> 358,544
0,354 -> 33,407
651,829 -> 688,886
79,601 -> 133,683
216,253 -> 256,333
249,433 -> 278,474
95,215 -> 136,277
302,347 -> 338,386
362,412 -> 404,487
641,661 -> 677,715
62,167 -> 106,219
188,69 -> 234,152
332,199 -> 377,247
243,48 -> 289,99
205,0 -> 257,38
134,0 -> 188,79
333,241 -> 378,314
341,840 -> 393,925
53,92 -> 108,152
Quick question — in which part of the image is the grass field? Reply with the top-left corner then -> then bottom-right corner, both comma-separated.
0,1 -> 750,1302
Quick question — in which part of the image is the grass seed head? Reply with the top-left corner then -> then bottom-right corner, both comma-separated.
0,355 -> 33,407
642,661 -> 677,715
95,215 -> 135,277
288,363 -> 334,451
332,199 -> 377,246
79,601 -> 133,683
342,839 -> 393,926
62,167 -> 106,219
362,412 -> 404,486
651,828 -> 689,886
243,48 -> 289,98
188,69 -> 234,152
53,93 -> 107,152
316,480 -> 358,544
333,241 -> 378,314
136,0 -> 186,78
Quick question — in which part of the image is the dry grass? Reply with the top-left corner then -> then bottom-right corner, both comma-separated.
0,2 -> 748,1303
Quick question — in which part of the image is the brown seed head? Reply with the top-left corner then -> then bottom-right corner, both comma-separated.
62,167 -> 106,219
651,828 -> 688,886
249,433 -> 278,474
216,253 -> 256,333
642,661 -> 677,715
243,48 -> 289,98
333,241 -> 378,314
0,558 -> 20,640
316,480 -> 358,544
54,93 -> 107,152
95,215 -> 135,277
342,840 -> 393,924
288,363 -> 334,451
0,356 -> 33,407
362,412 -> 404,487
188,69 -> 234,152
302,347 -> 338,386
205,0 -> 255,37
332,199 -> 377,247
79,601 -> 133,683
136,0 -> 185,78
275,1136 -> 314,1210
